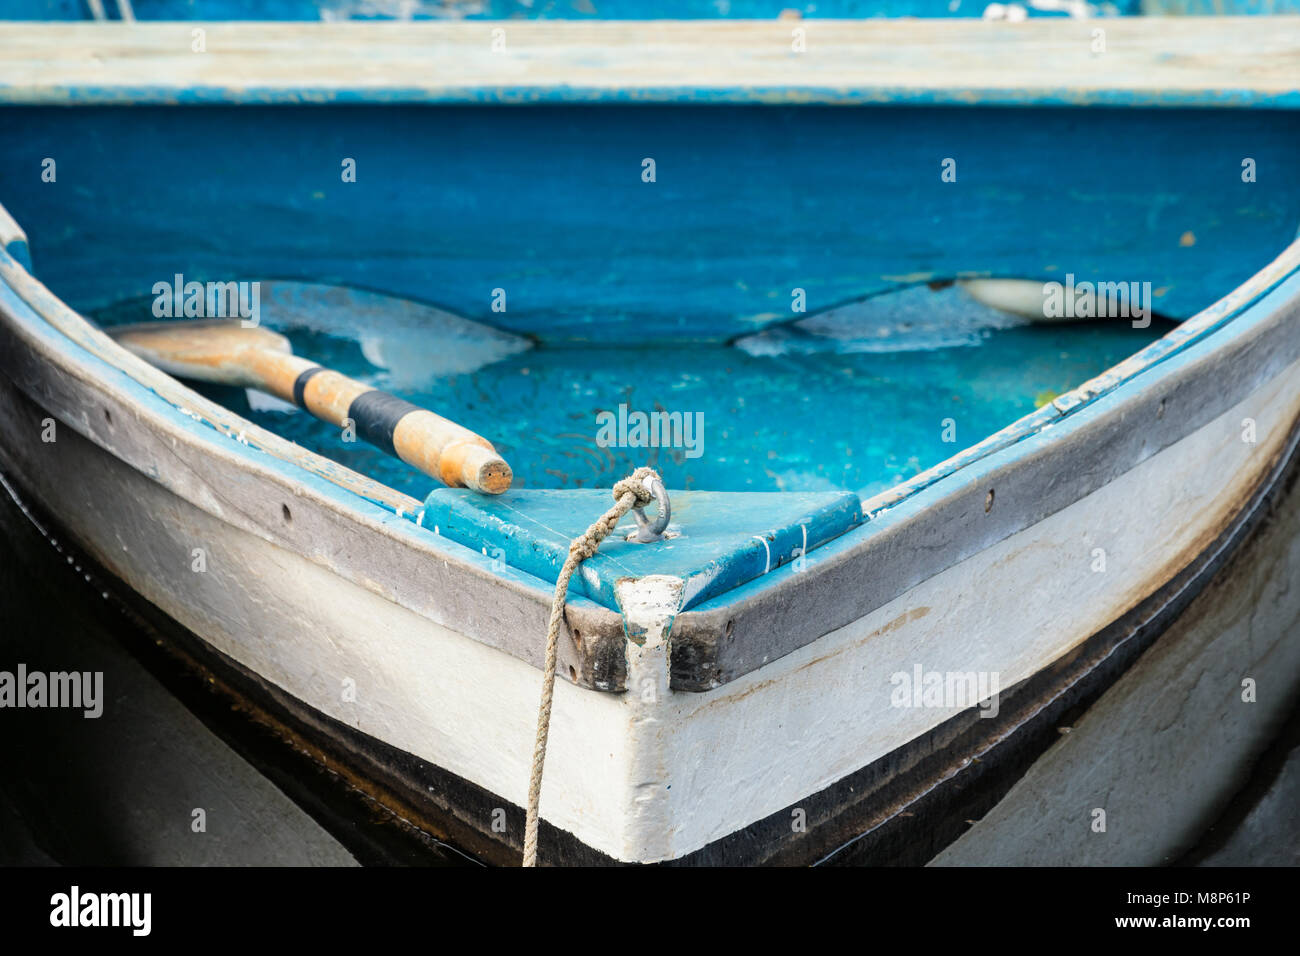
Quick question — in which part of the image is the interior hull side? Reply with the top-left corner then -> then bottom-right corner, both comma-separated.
2,104 -> 1297,343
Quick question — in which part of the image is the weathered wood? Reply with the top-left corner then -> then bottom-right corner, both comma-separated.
6,383 -> 1298,865
673,246 -> 1300,688
1,13 -> 1299,862
0,19 -> 1297,107
932,428 -> 1300,866
3,326 -> 1297,859
5,97 -> 1295,341
3,213 -> 1300,691
0,268 -> 630,692
0,374 -> 636,856
423,487 -> 863,610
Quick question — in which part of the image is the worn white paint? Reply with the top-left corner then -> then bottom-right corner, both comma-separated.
0,380 -> 632,854
961,278 -> 1057,321
931,440 -> 1300,866
638,358 -> 1300,857
4,344 -> 1296,861
615,575 -> 684,861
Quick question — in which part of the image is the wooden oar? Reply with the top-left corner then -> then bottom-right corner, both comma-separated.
108,319 -> 512,494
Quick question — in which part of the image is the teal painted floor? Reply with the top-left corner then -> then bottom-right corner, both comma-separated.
94,282 -> 1170,501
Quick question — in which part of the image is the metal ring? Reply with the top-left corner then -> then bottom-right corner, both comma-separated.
630,476 -> 670,543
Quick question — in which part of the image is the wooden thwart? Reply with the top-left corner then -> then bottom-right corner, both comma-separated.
0,19 -> 1297,107
109,320 -> 511,494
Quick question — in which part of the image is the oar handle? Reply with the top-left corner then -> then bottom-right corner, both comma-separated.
247,350 -> 512,495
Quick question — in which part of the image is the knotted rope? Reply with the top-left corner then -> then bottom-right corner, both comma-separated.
522,467 -> 661,867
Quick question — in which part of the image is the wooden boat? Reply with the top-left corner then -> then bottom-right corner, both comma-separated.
1,11 -> 1299,865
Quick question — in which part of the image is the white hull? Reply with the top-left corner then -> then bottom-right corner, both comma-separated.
1,302 -> 1298,861
1,155 -> 1299,857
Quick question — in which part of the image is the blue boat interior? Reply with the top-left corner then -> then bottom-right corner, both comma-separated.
3,91 -> 1299,610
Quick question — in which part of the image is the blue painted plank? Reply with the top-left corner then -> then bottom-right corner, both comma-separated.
3,104 -> 1296,344
422,487 -> 863,610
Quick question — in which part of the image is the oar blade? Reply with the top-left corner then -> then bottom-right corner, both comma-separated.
108,319 -> 292,386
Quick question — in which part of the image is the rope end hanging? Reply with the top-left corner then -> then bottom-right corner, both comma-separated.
522,468 -> 666,867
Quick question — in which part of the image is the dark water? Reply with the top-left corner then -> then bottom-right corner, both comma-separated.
0,474 -> 470,866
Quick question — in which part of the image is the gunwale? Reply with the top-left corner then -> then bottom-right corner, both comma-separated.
0,19 -> 1298,108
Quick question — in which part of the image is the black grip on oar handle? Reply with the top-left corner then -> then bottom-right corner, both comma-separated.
292,365 -> 324,409
346,390 -> 423,459
105,320 -> 511,495
292,368 -> 511,494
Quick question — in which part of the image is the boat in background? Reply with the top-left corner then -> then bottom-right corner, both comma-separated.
0,11 -> 1298,864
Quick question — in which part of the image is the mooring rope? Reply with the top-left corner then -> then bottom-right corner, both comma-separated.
523,467 -> 661,867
